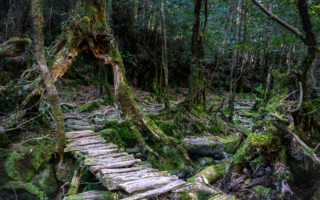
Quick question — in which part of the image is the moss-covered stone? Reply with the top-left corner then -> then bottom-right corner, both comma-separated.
76,100 -> 101,112
32,164 -> 58,197
252,185 -> 271,199
5,137 -> 55,182
189,163 -> 226,184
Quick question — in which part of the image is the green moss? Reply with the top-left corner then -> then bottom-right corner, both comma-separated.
99,123 -> 137,148
233,138 -> 256,165
249,126 -> 280,153
76,100 -> 101,112
222,135 -> 242,154
104,120 -> 119,128
65,191 -> 114,200
252,185 -> 271,198
5,137 -> 55,182
118,123 -> 137,147
208,194 -> 237,200
188,163 -> 226,184
249,133 -> 275,147
147,146 -> 185,172
32,164 -> 58,197
156,121 -> 176,136
1,181 -> 47,200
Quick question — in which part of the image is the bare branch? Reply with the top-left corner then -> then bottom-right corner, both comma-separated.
251,0 -> 307,44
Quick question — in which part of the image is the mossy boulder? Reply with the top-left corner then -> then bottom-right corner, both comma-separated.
5,137 -> 55,182
32,164 -> 58,197
182,135 -> 241,157
252,185 -> 271,199
76,100 -> 101,112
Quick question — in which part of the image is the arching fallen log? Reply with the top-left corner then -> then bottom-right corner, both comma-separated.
0,37 -> 31,57
50,0 -> 192,164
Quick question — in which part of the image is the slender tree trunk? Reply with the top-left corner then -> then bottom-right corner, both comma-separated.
161,0 -> 170,109
185,0 -> 208,108
31,0 -> 66,162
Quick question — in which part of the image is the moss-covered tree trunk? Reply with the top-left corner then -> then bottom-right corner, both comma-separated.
31,0 -> 66,162
185,0 -> 207,108
50,0 -> 191,164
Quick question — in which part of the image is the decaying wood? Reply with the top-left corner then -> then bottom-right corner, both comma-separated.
68,160 -> 85,196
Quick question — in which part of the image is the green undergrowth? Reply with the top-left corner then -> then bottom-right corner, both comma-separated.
99,121 -> 137,148
147,144 -> 186,172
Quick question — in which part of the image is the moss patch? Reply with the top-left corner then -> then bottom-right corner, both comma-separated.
32,164 -> 58,197
5,137 -> 55,182
76,100 -> 101,112
252,185 -> 271,199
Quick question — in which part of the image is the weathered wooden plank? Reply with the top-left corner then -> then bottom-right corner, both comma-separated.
85,155 -> 134,166
121,180 -> 186,200
67,135 -> 103,143
66,130 -> 96,139
86,149 -> 119,157
86,152 -> 128,159
64,143 -> 107,152
100,167 -> 142,175
81,145 -> 119,154
63,190 -> 111,200
67,124 -> 95,131
90,159 -> 141,173
67,138 -> 105,148
64,115 -> 83,120
65,119 -> 89,126
119,176 -> 179,194
104,169 -> 164,190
